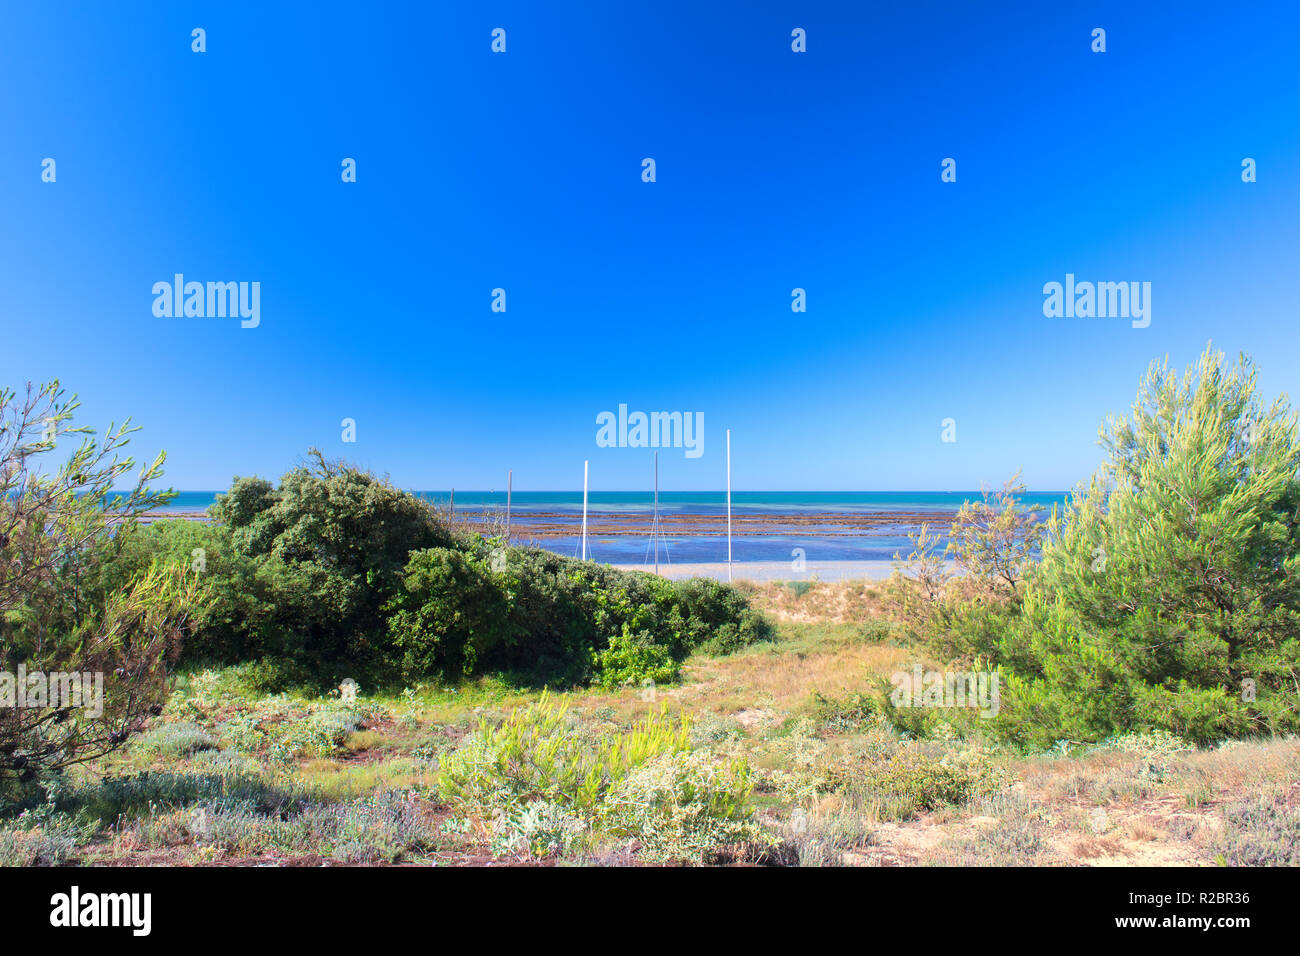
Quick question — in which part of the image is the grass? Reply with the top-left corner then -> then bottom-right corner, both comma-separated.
1212,792 -> 1300,865
2,577 -> 1296,867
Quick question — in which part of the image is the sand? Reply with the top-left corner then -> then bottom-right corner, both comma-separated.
611,560 -> 909,582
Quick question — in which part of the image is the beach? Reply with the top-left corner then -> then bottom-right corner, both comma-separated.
612,559 -> 908,582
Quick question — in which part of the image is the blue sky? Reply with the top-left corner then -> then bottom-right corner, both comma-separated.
2,1 -> 1297,493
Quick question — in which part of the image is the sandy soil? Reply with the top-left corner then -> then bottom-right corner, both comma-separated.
613,560 -> 927,582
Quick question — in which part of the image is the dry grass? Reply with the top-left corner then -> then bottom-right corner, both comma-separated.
12,577 -> 1298,869
741,579 -> 894,623
673,627 -> 921,716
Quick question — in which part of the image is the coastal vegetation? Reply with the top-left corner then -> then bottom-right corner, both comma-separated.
0,382 -> 198,801
887,345 -> 1300,747
1,344 -> 1296,865
100,452 -> 773,692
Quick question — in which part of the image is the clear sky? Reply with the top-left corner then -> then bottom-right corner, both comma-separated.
2,1 -> 1297,493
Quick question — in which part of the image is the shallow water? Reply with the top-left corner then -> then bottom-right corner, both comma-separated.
153,489 -> 1066,566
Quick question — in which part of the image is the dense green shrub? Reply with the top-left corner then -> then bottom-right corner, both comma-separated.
93,453 -> 459,688
886,347 -> 1300,748
491,548 -> 607,684
384,545 -> 772,686
594,628 -> 679,689
102,456 -> 773,691
204,455 -> 457,686
672,577 -> 775,654
384,547 -> 515,680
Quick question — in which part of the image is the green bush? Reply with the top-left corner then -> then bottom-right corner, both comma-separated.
438,695 -> 766,862
594,628 -> 679,689
102,459 -> 773,691
386,545 -> 771,688
671,577 -> 775,654
809,690 -> 881,732
101,454 -> 456,687
207,457 -> 457,686
384,547 -> 515,680
437,694 -> 691,814
102,519 -> 260,666
602,750 -> 766,862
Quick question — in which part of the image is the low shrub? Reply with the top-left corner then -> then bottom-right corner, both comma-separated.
490,800 -> 588,859
214,698 -> 374,762
438,694 -> 691,814
0,814 -> 89,866
780,803 -> 875,867
438,694 -> 768,862
1212,792 -> 1300,866
0,790 -> 94,866
57,769 -> 304,825
121,791 -> 437,863
132,722 -> 220,759
809,690 -> 881,732
930,793 -> 1049,865
601,750 -> 767,863
825,745 -> 1008,819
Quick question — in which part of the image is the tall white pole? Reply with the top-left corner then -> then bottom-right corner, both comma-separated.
654,451 -> 660,575
582,460 -> 589,561
726,429 -> 732,582
506,470 -> 512,542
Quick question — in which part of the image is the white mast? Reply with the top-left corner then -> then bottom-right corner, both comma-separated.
506,469 -> 512,542
726,429 -> 732,582
654,451 -> 660,574
582,459 -> 589,561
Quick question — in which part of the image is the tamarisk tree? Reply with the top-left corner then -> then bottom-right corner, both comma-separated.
0,381 -> 199,793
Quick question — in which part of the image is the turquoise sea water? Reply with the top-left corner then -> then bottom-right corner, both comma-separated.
159,490 -> 1068,515
156,490 -> 1069,565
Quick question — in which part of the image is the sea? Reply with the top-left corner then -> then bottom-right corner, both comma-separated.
154,490 -> 1070,566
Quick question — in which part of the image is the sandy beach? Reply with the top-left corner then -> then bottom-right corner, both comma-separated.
612,559 -> 914,582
